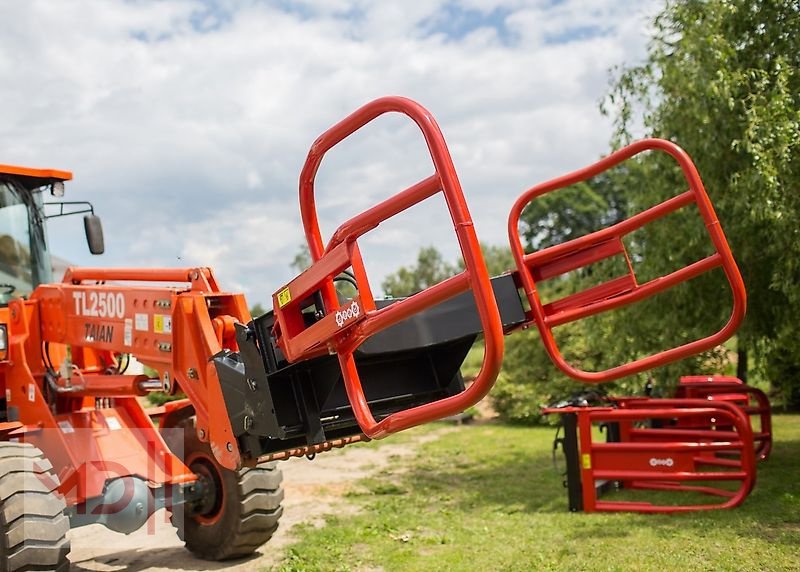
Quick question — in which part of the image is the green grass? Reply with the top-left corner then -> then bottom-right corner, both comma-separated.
271,416 -> 800,572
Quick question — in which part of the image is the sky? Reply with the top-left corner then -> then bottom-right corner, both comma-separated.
1,0 -> 659,308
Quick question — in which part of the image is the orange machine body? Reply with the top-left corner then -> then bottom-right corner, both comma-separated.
0,265 -> 251,509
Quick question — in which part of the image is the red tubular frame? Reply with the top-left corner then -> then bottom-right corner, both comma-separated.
508,139 -> 747,382
547,399 -> 756,513
675,376 -> 772,460
272,96 -> 504,439
64,266 -> 221,292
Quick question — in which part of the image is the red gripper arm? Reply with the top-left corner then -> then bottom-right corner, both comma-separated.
271,96 -> 504,439
508,138 -> 747,383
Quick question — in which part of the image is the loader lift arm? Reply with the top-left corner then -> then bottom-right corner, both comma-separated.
28,266 -> 248,469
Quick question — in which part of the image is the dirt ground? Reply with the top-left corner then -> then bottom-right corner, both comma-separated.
67,430 -> 445,571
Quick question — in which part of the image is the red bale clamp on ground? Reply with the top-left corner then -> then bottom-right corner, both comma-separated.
675,375 -> 772,461
541,375 -> 769,514
544,395 -> 757,513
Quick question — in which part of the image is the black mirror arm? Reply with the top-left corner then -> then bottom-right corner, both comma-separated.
44,201 -> 95,219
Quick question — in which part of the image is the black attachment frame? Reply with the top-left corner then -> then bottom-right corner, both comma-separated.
216,273 -> 526,462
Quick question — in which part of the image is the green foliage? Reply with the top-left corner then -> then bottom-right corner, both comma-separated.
141,364 -> 184,406
381,242 -> 515,298
250,303 -> 266,317
520,177 -> 626,250
291,243 -> 311,273
478,242 -> 516,276
503,168 -> 659,421
381,243 -> 516,299
381,246 -> 459,298
146,391 -> 185,406
492,329 -> 585,425
604,0 -> 800,406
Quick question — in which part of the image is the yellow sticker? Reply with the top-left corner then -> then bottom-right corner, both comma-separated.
154,314 -> 164,334
581,453 -> 592,470
277,288 -> 292,308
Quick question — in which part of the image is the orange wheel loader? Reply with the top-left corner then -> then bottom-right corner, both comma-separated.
0,96 -> 745,570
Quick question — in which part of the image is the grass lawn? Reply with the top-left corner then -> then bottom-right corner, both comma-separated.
272,415 -> 800,572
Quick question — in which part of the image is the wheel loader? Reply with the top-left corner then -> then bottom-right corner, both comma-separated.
0,96 -> 746,570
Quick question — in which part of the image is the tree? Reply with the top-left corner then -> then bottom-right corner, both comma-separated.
291,243 -> 311,274
381,246 -> 460,298
477,242 -> 517,277
380,243 -> 518,298
520,176 -> 626,250
604,0 -> 800,405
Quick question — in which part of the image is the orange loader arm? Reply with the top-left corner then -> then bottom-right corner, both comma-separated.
26,266 -> 247,469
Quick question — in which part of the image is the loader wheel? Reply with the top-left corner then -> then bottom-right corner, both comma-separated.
167,419 -> 284,561
0,443 -> 70,571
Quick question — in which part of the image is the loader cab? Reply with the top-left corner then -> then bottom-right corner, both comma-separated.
0,165 -> 103,306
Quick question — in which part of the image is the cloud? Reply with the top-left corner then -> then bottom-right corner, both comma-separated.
1,0 -> 659,305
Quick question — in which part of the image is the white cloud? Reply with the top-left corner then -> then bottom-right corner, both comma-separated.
1,0 -> 659,305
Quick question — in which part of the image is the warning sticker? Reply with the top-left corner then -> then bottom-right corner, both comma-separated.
28,383 -> 35,402
106,416 -> 122,431
58,420 -> 74,434
154,314 -> 172,334
135,313 -> 148,331
124,318 -> 133,346
581,453 -> 592,470
277,288 -> 292,308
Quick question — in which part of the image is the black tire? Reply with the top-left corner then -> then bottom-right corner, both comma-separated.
166,419 -> 284,561
0,443 -> 70,571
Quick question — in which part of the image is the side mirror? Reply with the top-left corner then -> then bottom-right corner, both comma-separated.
83,214 -> 105,255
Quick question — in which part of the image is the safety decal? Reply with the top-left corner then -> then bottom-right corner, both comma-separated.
154,314 -> 172,334
124,318 -> 133,346
581,453 -> 592,470
28,383 -> 35,402
135,313 -> 148,331
58,420 -> 74,434
105,416 -> 122,431
277,287 -> 292,308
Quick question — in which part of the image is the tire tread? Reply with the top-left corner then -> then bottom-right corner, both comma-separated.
0,443 -> 70,571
